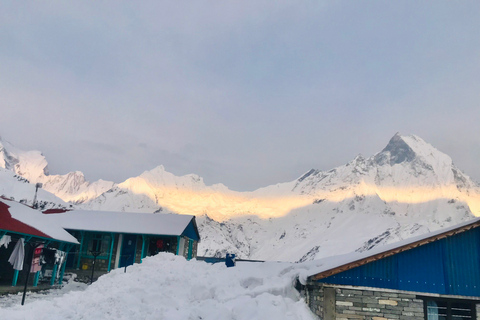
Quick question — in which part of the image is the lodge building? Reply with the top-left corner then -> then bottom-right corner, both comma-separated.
302,217 -> 480,320
0,199 -> 200,288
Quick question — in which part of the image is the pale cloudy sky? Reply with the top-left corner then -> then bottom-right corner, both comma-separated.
0,1 -> 479,191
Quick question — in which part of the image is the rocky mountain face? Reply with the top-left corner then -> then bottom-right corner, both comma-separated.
1,134 -> 479,262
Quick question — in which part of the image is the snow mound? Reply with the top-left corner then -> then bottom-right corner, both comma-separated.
1,253 -> 315,320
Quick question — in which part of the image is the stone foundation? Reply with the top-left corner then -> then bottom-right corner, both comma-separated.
305,282 -> 480,320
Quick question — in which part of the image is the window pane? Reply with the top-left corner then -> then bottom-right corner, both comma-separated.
451,302 -> 472,320
87,234 -> 110,255
426,300 -> 473,320
427,300 -> 447,320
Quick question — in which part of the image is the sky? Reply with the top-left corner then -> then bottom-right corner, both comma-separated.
0,1 -> 479,191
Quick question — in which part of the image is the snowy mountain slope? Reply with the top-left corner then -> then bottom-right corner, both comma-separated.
83,165 -> 312,221
0,137 -> 48,179
0,137 -> 114,204
0,167 -> 70,210
197,193 -> 473,262
39,171 -> 114,204
1,133 -> 479,262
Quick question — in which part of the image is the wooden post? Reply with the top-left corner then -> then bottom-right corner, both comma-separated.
140,235 -> 146,263
12,270 -> 19,286
324,287 -> 336,320
114,234 -> 123,269
58,262 -> 67,285
176,236 -> 180,255
58,244 -> 72,285
51,244 -> 64,285
107,233 -> 115,272
76,231 -> 85,270
33,271 -> 40,287
50,263 -> 58,285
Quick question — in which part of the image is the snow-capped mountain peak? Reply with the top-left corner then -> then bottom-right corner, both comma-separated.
0,137 -> 114,204
372,133 -> 455,185
1,133 -> 480,262
132,165 -> 206,190
0,136 -> 49,181
374,133 -> 419,166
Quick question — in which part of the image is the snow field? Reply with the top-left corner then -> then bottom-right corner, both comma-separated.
0,253 -> 316,320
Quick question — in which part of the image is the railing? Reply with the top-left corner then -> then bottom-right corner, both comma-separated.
196,256 -> 264,264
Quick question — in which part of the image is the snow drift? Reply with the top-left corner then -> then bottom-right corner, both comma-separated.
0,253 -> 316,320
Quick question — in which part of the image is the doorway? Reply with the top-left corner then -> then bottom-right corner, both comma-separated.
119,234 -> 137,268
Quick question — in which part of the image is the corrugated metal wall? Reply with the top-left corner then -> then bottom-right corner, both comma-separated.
319,227 -> 480,296
397,239 -> 446,293
443,229 -> 480,296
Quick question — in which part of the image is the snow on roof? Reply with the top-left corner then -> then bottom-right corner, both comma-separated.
300,216 -> 480,283
0,199 -> 79,244
51,210 -> 196,236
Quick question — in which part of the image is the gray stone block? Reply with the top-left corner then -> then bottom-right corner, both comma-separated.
382,314 -> 400,319
380,293 -> 398,298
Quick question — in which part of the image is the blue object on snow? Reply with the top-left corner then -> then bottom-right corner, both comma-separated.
225,253 -> 236,267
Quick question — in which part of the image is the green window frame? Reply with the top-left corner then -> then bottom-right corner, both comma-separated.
83,233 -> 111,259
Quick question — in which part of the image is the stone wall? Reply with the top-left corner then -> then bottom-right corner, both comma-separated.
306,282 -> 424,320
305,281 -> 325,317
192,241 -> 198,258
182,237 -> 189,259
134,235 -> 143,264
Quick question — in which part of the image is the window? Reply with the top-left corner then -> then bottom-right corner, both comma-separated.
425,298 -> 476,320
84,233 -> 111,258
148,237 -> 177,256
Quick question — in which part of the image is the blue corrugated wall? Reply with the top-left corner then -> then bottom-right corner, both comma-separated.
319,227 -> 480,296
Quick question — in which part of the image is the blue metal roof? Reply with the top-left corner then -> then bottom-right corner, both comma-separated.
318,226 -> 480,296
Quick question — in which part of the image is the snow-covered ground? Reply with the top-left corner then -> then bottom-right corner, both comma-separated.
0,281 -> 87,309
0,253 -> 316,320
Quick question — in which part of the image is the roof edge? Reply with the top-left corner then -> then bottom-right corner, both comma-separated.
191,216 -> 200,241
0,228 -> 79,245
179,216 -> 201,241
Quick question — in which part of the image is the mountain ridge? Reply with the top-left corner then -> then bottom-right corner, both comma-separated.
1,133 -> 479,261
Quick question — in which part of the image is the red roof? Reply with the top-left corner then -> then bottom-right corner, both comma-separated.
43,208 -> 69,214
0,201 -> 52,239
